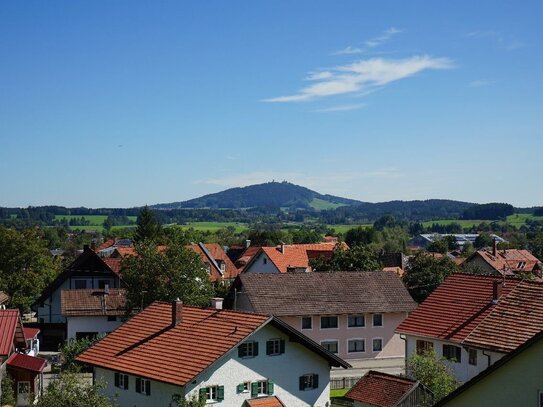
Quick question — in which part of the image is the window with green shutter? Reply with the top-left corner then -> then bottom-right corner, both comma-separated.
135,377 -> 150,396
238,341 -> 259,358
199,387 -> 207,400
299,374 -> 319,390
217,385 -> 224,401
251,382 -> 258,397
266,338 -> 285,356
267,380 -> 274,395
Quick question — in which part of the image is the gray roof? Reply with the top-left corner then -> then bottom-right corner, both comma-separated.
238,271 -> 416,316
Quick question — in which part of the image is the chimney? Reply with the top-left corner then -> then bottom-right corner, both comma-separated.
280,242 -> 286,254
492,238 -> 497,257
171,298 -> 183,326
211,298 -> 223,310
245,239 -> 251,249
492,280 -> 502,304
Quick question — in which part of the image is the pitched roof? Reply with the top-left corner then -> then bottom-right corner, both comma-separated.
188,243 -> 240,281
23,327 -> 40,340
0,291 -> 9,304
345,371 -> 419,407
260,246 -> 310,273
7,352 -> 47,373
237,271 -> 416,316
396,274 -> 522,344
462,280 -> 543,352
77,302 -> 348,386
0,309 -> 26,356
245,396 -> 285,407
61,288 -> 127,317
470,248 -> 540,274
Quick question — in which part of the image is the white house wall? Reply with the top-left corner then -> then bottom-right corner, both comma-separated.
66,316 -> 123,340
244,253 -> 280,273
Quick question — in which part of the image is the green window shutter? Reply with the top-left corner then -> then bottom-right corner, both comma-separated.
124,375 -> 129,390
313,374 -> 319,389
279,339 -> 285,354
253,342 -> 259,356
199,387 -> 207,400
114,372 -> 119,387
251,382 -> 258,397
217,385 -> 224,401
135,377 -> 141,393
237,383 -> 244,393
299,376 -> 304,391
267,380 -> 274,395
266,340 -> 272,355
145,380 -> 151,396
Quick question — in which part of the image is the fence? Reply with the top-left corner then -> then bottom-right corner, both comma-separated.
330,376 -> 361,390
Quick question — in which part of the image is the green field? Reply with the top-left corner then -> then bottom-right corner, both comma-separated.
54,215 -> 137,225
422,214 -> 543,229
308,198 -> 347,211
326,224 -> 372,234
177,222 -> 248,233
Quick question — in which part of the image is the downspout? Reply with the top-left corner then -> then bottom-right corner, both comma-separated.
400,334 -> 408,375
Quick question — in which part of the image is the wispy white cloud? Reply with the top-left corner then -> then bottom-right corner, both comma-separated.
332,27 -> 403,55
305,71 -> 334,81
468,80 -> 495,88
466,30 -> 525,51
315,103 -> 366,112
263,55 -> 454,103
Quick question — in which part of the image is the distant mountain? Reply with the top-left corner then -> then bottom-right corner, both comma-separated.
152,181 -> 362,210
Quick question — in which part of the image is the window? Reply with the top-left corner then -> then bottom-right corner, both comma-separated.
299,374 -> 319,390
135,377 -> 151,396
468,348 -> 477,366
74,280 -> 87,289
321,340 -> 338,354
237,382 -> 251,393
238,341 -> 258,358
372,338 -> 383,352
443,344 -> 462,363
416,340 -> 434,355
98,280 -> 110,289
348,339 -> 365,353
372,313 -> 383,327
301,316 -> 312,330
266,338 -> 285,356
107,316 -> 117,322
263,258 -> 268,265
251,380 -> 274,397
320,316 -> 338,329
199,385 -> 224,402
114,372 -> 129,390
348,315 -> 365,328
517,261 -> 526,269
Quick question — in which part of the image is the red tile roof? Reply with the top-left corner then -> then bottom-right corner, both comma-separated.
102,257 -> 122,273
396,274 -> 522,344
471,248 -> 540,274
61,288 -> 127,316
0,310 -> 26,357
0,291 -> 9,304
23,328 -> 40,340
345,371 -> 418,407
260,246 -> 310,273
245,396 -> 285,407
96,239 -> 116,251
188,243 -> 240,281
7,352 -> 47,373
77,302 -> 270,386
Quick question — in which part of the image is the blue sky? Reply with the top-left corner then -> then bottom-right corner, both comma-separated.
1,1 -> 542,208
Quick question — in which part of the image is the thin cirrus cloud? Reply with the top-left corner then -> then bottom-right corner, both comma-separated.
315,103 -> 366,113
263,55 -> 454,103
466,30 -> 525,51
333,27 -> 402,55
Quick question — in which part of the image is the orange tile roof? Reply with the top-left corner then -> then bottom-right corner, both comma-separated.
96,239 -> 116,251
102,257 -> 122,273
187,243 -> 240,281
473,248 -> 540,274
77,302 -> 270,386
245,396 -> 285,407
261,246 -> 310,273
0,310 -> 26,356
345,371 -> 418,407
61,289 -> 127,316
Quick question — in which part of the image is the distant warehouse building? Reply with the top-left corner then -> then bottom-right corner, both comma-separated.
409,233 -> 505,249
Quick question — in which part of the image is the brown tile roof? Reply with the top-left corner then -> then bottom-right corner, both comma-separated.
463,280 -> 543,352
236,246 -> 263,266
0,291 -> 9,304
345,371 -> 418,407
61,289 -> 127,316
188,243 -> 240,281
102,257 -> 122,273
96,239 -> 116,251
237,271 -> 416,316
245,396 -> 285,407
0,310 -> 26,356
396,273 -> 531,347
472,248 -> 540,274
77,302 -> 271,386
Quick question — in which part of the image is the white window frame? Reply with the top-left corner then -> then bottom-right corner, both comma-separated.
347,338 -> 365,353
239,341 -> 256,358
257,380 -> 269,395
301,316 -> 312,330
321,340 -> 339,354
320,315 -> 339,330
267,338 -> 281,356
372,313 -> 383,327
372,337 -> 383,352
242,381 -> 250,393
347,314 -> 365,328
206,385 -> 219,401
117,373 -> 129,389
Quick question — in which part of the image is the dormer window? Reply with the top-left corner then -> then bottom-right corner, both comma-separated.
517,261 -> 526,269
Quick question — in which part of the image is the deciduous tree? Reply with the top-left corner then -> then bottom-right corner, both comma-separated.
407,350 -> 458,403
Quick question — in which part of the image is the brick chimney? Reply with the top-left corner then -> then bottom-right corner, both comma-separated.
280,242 -> 286,254
492,280 -> 503,304
171,298 -> 183,326
492,238 -> 498,257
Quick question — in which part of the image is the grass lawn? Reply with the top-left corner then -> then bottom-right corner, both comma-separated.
54,215 -> 137,225
177,222 -> 248,233
309,198 -> 347,211
330,388 -> 349,398
326,224 -> 372,234
421,213 -> 543,229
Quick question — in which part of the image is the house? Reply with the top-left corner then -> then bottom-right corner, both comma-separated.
61,288 -> 127,340
434,329 -> 543,407
76,300 -> 350,407
464,241 -> 541,276
0,309 -> 47,406
187,242 -> 241,283
408,234 -> 505,249
230,272 -> 416,376
23,328 -> 40,356
242,242 -> 348,274
31,246 -> 122,349
0,291 -> 8,306
345,370 -> 432,407
396,273 -> 543,383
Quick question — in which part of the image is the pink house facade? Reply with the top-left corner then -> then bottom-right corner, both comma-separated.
230,272 -> 416,377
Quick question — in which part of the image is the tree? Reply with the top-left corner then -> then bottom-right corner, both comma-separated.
134,206 -> 162,243
0,227 -> 59,312
59,336 -> 99,372
170,394 -> 206,407
344,226 -> 377,247
403,252 -> 458,303
35,372 -> 116,407
121,242 -> 214,313
407,350 -> 458,403
311,244 -> 380,271
1,373 -> 16,406
474,233 -> 493,249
